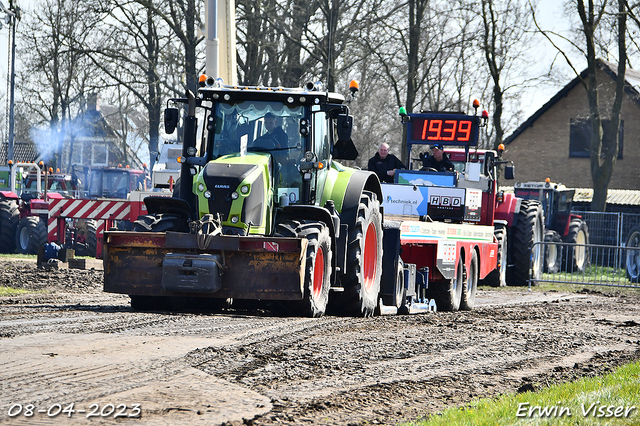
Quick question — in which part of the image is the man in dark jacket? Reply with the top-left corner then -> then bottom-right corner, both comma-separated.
421,144 -> 455,172
368,143 -> 405,183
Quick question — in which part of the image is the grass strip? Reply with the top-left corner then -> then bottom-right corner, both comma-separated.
413,362 -> 640,425
0,286 -> 34,296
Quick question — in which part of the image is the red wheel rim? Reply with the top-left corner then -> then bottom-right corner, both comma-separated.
363,222 -> 378,291
313,247 -> 325,299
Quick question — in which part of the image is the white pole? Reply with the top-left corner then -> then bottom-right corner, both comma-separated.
205,0 -> 237,85
205,0 -> 219,80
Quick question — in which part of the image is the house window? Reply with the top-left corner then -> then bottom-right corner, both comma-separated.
70,141 -> 83,164
569,119 -> 623,159
92,143 -> 108,166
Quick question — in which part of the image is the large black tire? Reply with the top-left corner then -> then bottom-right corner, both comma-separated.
75,219 -> 98,257
331,191 -> 383,317
430,257 -> 464,311
543,230 -> 562,274
625,226 -> 640,283
15,216 -> 48,255
274,220 -> 332,317
461,250 -> 478,311
133,213 -> 189,233
0,200 -> 19,253
507,200 -> 544,286
482,223 -> 507,287
562,218 -> 589,273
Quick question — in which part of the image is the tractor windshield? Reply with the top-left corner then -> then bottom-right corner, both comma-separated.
211,101 -> 304,157
210,100 -> 306,204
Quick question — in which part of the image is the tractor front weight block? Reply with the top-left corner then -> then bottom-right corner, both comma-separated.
103,231 -> 307,300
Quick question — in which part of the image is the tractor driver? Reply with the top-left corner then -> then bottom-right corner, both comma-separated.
421,143 -> 455,172
253,112 -> 288,149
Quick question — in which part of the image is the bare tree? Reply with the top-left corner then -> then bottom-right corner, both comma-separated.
18,0 -> 103,170
536,0 -> 626,211
82,0 -> 169,170
480,0 -> 538,149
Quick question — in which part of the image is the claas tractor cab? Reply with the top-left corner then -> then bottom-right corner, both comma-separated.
103,78 -> 391,318
514,180 -> 589,273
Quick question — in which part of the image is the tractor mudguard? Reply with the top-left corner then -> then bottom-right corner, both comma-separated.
494,192 -> 521,226
0,191 -> 19,200
144,196 -> 193,222
336,170 -> 382,229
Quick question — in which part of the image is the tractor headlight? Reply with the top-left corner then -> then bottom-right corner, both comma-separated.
231,191 -> 239,200
230,215 -> 239,223
240,185 -> 250,194
204,190 -> 212,199
198,183 -> 205,192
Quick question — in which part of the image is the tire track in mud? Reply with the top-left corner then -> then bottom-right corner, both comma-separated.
188,297 -> 640,425
1,259 -> 640,425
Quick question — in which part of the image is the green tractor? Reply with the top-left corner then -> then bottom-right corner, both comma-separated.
103,79 -> 402,317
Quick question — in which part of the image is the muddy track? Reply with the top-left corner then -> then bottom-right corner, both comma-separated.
1,259 -> 639,425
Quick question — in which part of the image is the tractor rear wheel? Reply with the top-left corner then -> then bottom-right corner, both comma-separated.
275,220 -> 332,317
507,200 -> 544,286
332,191 -> 382,317
543,230 -> 562,274
430,257 -> 464,311
75,219 -> 98,257
15,216 -> 48,255
0,200 -> 19,253
483,223 -> 507,287
563,218 -> 589,272
461,250 -> 478,311
625,226 -> 640,283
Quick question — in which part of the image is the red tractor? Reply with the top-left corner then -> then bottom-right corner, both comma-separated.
436,145 -> 545,287
514,180 -> 590,273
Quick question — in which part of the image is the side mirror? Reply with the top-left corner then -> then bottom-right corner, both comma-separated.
164,108 -> 179,134
333,139 -> 358,161
336,114 -> 353,142
504,164 -> 515,180
483,151 -> 496,176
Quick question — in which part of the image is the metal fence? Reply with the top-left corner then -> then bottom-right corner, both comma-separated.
573,211 -> 640,247
529,241 -> 640,289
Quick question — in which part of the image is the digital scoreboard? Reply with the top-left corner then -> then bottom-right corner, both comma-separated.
407,113 -> 480,147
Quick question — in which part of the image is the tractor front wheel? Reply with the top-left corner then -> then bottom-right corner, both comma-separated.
544,230 -> 562,274
507,200 -> 544,286
563,218 -> 589,272
0,200 -> 19,253
275,220 -> 332,317
625,226 -> 640,283
75,219 -> 98,257
15,216 -> 48,255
